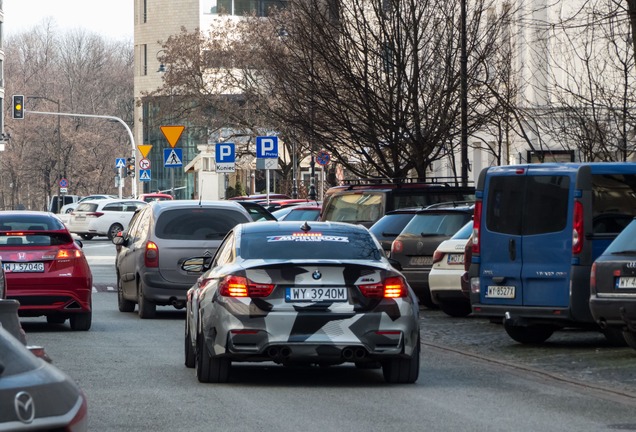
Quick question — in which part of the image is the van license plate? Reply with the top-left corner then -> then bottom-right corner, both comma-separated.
487,286 -> 515,298
617,277 -> 636,288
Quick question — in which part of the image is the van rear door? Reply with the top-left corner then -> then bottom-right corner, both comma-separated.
480,166 -> 573,308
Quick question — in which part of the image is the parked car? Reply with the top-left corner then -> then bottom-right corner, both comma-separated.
428,220 -> 473,317
67,198 -> 147,240
271,204 -> 322,221
234,201 -> 277,221
47,195 -> 81,214
590,217 -> 636,350
260,199 -> 319,212
390,204 -> 474,308
321,178 -> 474,228
228,193 -> 290,202
0,211 -> 92,330
182,221 -> 420,384
112,200 -> 253,318
369,208 -> 419,255
59,194 -> 117,214
468,163 -> 636,344
0,325 -> 88,431
137,193 -> 174,203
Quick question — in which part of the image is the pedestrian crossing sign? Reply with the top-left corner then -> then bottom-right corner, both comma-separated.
139,170 -> 151,181
164,148 -> 183,167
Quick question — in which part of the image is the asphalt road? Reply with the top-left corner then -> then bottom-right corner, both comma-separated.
17,238 -> 636,431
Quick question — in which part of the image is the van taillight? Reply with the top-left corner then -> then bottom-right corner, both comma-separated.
472,200 -> 482,255
572,201 -> 584,255
144,241 -> 159,267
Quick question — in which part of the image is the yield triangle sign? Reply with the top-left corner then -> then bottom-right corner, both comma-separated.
137,144 -> 153,158
160,125 -> 185,148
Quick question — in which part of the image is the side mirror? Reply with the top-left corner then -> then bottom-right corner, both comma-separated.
112,234 -> 125,246
181,256 -> 214,273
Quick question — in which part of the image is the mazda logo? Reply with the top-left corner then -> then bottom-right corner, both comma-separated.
15,391 -> 35,424
312,270 -> 322,280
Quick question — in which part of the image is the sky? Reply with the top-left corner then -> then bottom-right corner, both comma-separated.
4,0 -> 134,42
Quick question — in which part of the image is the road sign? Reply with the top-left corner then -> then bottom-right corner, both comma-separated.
256,158 -> 278,170
316,150 -> 330,166
137,145 -> 153,158
256,136 -> 278,159
139,170 -> 151,181
115,158 -> 126,169
60,187 -> 68,194
139,158 -> 151,170
160,126 -> 185,148
215,143 -> 235,173
164,148 -> 183,167
59,178 -> 68,188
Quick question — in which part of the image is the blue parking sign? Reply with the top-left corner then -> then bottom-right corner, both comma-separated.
256,136 -> 278,159
215,143 -> 235,163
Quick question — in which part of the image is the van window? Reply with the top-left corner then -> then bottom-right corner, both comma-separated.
322,192 -> 385,223
155,208 -> 248,240
486,175 -> 569,235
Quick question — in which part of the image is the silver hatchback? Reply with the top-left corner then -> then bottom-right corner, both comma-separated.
112,200 -> 252,318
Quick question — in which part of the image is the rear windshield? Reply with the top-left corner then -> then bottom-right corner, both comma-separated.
155,208 -> 248,240
0,215 -> 65,231
369,213 -> 415,237
451,221 -> 474,240
604,220 -> 636,254
283,208 -> 321,221
240,230 -> 383,260
322,192 -> 384,224
0,233 -> 73,246
401,213 -> 472,237
76,203 -> 99,212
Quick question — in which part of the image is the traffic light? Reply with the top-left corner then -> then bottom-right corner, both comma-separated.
12,95 -> 24,120
126,157 -> 136,178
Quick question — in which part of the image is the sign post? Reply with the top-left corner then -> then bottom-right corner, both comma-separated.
256,136 -> 278,203
316,150 -> 330,201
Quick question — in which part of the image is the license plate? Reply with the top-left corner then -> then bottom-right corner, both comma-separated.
285,287 -> 348,302
617,277 -> 636,288
409,256 -> 433,266
3,262 -> 45,273
487,285 -> 515,298
447,254 -> 464,265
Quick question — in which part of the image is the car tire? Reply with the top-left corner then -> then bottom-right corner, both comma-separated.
108,223 -> 124,240
382,335 -> 420,384
602,327 -> 627,347
80,234 -> 93,240
69,311 -> 92,331
65,208 -> 73,214
623,330 -> 636,351
137,281 -> 156,319
503,322 -> 554,344
438,300 -> 472,318
184,319 -> 196,368
117,277 -> 135,313
196,332 -> 230,383
46,315 -> 66,324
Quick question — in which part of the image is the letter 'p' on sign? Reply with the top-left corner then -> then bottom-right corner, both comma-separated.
215,143 -> 235,163
256,136 -> 278,159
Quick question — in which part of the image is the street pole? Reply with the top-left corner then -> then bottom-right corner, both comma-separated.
460,0 -> 469,187
26,110 -> 138,197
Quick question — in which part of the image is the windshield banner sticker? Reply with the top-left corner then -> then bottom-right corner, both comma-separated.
267,233 -> 349,243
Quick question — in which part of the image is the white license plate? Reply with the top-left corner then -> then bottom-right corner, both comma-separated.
285,287 -> 348,302
447,254 -> 464,265
617,277 -> 636,288
487,285 -> 515,298
3,262 -> 45,273
409,256 -> 433,266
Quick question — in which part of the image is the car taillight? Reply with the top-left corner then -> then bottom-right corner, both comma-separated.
590,262 -> 596,293
218,275 -> 274,298
56,249 -> 82,259
572,200 -> 584,255
358,276 -> 407,298
432,249 -> 444,264
144,241 -> 159,268
86,212 -> 104,217
472,200 -> 482,255
391,240 -> 403,254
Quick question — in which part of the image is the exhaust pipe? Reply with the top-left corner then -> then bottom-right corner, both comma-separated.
354,348 -> 367,360
280,347 -> 291,358
267,346 -> 280,358
342,348 -> 354,360
171,299 -> 186,309
598,318 -> 608,330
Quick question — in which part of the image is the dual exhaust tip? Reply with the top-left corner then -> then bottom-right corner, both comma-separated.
265,346 -> 367,360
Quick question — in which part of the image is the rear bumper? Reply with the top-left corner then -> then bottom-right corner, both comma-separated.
9,287 -> 92,317
470,303 -> 591,327
590,295 -> 636,331
141,271 -> 193,305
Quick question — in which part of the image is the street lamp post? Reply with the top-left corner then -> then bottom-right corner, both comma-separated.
460,0 -> 469,187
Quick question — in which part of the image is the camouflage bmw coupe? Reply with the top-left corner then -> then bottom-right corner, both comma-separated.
182,221 -> 420,384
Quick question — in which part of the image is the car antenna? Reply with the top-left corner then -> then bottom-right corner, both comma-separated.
300,221 -> 311,232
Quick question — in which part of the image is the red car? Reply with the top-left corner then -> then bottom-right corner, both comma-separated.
0,211 -> 93,330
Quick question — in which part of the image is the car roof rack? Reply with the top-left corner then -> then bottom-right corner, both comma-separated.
423,200 -> 475,209
339,177 -> 474,189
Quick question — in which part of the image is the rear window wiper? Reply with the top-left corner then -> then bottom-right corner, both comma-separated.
610,250 -> 636,255
381,232 -> 400,237
420,233 -> 443,237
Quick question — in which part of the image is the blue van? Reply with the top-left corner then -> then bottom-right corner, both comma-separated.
468,163 -> 636,344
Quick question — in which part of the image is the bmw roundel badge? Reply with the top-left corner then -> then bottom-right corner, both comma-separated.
312,270 -> 322,280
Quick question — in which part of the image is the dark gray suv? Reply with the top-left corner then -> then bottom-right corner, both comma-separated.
112,200 -> 252,318
390,204 -> 474,308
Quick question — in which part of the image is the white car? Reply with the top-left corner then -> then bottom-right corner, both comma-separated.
67,198 -> 147,240
60,194 -> 117,214
428,220 -> 473,318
